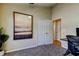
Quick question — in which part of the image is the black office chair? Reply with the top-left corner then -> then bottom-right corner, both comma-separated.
64,35 -> 79,56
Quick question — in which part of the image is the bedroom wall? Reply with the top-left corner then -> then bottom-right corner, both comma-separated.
52,3 -> 79,38
0,4 -> 52,52
52,3 -> 79,48
0,4 -> 2,25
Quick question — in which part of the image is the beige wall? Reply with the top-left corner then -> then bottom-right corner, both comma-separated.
0,4 -> 2,25
52,3 -> 79,39
0,4 -> 52,52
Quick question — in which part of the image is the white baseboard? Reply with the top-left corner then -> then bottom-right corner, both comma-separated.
61,40 -> 68,49
37,42 -> 52,46
5,42 -> 52,53
5,45 -> 37,53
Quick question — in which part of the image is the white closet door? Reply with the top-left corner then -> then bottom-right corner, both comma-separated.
44,20 -> 53,44
37,20 -> 52,46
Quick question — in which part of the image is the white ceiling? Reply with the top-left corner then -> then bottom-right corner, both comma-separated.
34,3 -> 56,7
28,3 -> 56,7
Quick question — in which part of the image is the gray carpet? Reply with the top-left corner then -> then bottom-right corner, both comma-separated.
5,44 -> 72,56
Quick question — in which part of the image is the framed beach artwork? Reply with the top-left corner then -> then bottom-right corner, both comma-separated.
13,11 -> 33,40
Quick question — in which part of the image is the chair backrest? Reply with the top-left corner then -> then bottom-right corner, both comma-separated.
66,35 -> 79,43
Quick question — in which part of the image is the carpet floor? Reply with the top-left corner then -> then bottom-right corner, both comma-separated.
5,44 -> 72,56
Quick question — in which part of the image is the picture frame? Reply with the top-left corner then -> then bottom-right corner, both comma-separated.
13,11 -> 33,40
